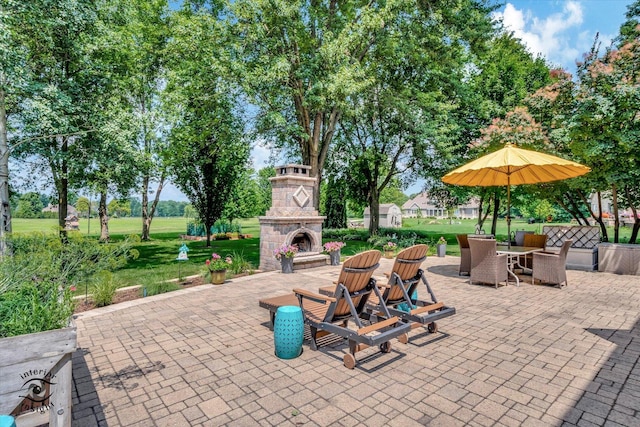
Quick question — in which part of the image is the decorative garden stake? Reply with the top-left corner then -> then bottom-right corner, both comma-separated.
176,242 -> 189,282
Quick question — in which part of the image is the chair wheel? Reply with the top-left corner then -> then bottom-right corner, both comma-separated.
379,341 -> 392,353
343,353 -> 356,369
428,322 -> 438,333
398,333 -> 409,344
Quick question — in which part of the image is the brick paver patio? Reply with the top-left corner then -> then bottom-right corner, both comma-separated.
70,255 -> 640,426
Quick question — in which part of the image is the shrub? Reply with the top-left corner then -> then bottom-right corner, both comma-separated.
323,228 -> 369,241
226,251 -> 254,275
0,233 -> 135,336
143,280 -> 181,296
2,232 -> 133,290
0,281 -> 73,338
91,271 -> 118,307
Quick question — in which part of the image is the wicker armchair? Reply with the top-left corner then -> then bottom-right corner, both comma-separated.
468,239 -> 509,288
520,234 -> 548,271
531,239 -> 573,287
456,234 -> 470,276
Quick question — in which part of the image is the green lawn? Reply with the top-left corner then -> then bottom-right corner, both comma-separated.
8,216 -> 635,290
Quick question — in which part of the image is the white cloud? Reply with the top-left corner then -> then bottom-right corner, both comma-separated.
495,1 -> 585,69
250,143 -> 273,169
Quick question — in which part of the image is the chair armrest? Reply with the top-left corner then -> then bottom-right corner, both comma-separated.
293,288 -> 336,303
533,252 -> 558,260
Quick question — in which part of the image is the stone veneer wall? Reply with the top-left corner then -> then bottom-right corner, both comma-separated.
259,165 -> 326,271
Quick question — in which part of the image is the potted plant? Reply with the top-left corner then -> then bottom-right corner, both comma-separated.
323,241 -> 345,266
383,241 -> 397,259
206,253 -> 232,284
274,244 -> 298,273
437,236 -> 447,257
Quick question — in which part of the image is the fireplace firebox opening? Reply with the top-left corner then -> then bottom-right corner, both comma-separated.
290,232 -> 312,252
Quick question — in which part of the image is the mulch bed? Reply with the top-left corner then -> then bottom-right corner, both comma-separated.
73,276 -> 209,314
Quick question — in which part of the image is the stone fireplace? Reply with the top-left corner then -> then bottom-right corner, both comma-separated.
259,164 -> 328,271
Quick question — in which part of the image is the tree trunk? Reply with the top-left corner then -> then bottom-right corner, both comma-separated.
625,186 -> 638,244
630,215 -> 639,244
612,184 -> 619,243
58,137 -> 68,242
476,193 -> 491,231
141,176 -> 165,240
98,190 -> 109,242
490,192 -> 500,236
595,191 -> 609,242
205,220 -> 212,247
141,175 -> 150,240
578,189 -> 608,242
368,188 -> 380,235
299,108 -> 340,210
0,88 -> 11,256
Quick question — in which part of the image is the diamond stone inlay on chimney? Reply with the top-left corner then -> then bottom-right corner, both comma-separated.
259,164 -> 327,271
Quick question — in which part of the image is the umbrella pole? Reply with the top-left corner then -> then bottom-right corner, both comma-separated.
507,176 -> 511,249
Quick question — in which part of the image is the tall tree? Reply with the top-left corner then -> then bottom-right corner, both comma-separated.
323,175 -> 347,229
570,27 -> 640,243
11,0 -> 103,239
229,0 -> 498,210
438,32 -> 551,230
255,166 -> 276,216
472,107 -> 550,235
120,0 -> 170,240
223,167 -> 261,224
0,0 -> 27,253
166,5 -> 249,246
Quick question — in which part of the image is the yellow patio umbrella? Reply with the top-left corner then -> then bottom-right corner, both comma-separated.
442,142 -> 590,247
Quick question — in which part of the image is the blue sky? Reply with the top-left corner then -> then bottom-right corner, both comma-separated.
162,0 -> 634,201
495,0 -> 631,74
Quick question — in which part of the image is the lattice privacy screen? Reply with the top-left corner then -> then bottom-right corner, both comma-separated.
542,226 -> 600,249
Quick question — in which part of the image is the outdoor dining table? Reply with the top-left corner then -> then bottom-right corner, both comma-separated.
496,245 -> 544,286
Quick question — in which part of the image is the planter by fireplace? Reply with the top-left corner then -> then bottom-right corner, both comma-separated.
259,165 -> 328,271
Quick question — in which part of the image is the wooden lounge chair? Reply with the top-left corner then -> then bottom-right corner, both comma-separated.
367,245 -> 456,339
293,250 -> 411,369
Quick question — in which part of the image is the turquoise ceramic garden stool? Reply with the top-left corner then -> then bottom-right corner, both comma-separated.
273,305 -> 304,359
0,415 -> 16,427
398,289 -> 418,312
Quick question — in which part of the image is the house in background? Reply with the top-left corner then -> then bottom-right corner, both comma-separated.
401,192 -> 479,219
42,204 -> 78,216
453,199 -> 480,220
363,204 -> 402,229
402,193 -> 446,218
